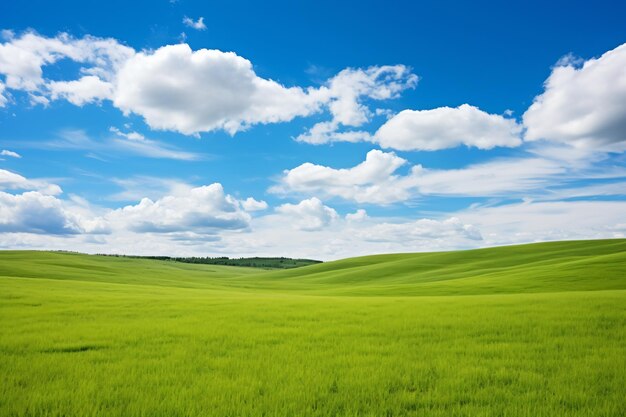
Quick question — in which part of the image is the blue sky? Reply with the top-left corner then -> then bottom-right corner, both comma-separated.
0,0 -> 625,258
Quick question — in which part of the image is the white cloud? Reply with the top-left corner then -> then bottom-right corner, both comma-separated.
108,127 -> 204,160
109,126 -> 145,141
271,149 -> 410,204
0,170 -> 264,246
523,43 -> 626,151
2,198 -> 624,260
275,197 -> 338,231
112,139 -> 202,161
0,191 -> 83,234
32,129 -> 205,161
412,157 -> 564,196
0,31 -> 420,139
107,175 -> 194,202
113,44 -> 323,135
48,75 -> 113,105
272,149 -> 566,203
459,200 -> 626,245
241,197 -> 268,211
182,16 -> 207,31
0,31 -> 133,100
374,104 -> 523,151
0,81 -> 7,107
355,217 -> 482,243
0,190 -> 108,235
296,66 -> 418,144
1,170 -> 624,260
0,169 -> 108,235
107,183 -> 251,234
0,169 -> 61,195
295,121 -> 372,145
346,209 -> 368,222
215,212 -> 484,260
1,149 -> 21,158
534,181 -> 626,201
243,200 -> 625,260
326,66 -> 418,126
2,31 -> 624,154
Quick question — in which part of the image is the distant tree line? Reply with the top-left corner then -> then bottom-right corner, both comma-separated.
94,254 -> 322,269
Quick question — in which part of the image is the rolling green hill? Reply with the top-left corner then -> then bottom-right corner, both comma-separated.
2,239 -> 625,295
1,239 -> 625,416
232,239 -> 626,295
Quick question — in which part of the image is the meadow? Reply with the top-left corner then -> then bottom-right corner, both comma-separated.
1,239 -> 625,416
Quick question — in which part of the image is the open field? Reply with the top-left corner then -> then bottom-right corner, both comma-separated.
1,240 -> 625,416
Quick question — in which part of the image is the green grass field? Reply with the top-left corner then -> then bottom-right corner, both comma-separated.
1,239 -> 625,416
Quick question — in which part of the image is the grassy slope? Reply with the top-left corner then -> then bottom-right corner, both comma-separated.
0,250 -> 263,290
2,239 -> 626,296
1,240 -> 625,416
235,239 -> 626,295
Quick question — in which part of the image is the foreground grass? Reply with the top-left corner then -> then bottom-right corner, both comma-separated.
1,240 -> 625,416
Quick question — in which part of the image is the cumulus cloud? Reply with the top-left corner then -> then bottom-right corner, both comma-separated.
272,150 -> 566,203
296,66 -> 418,144
0,31 -> 133,102
0,191 -> 84,234
295,121 -> 372,145
107,183 -> 251,234
0,169 -> 108,235
2,31 -> 625,152
0,32 -> 323,134
1,149 -> 21,158
48,75 -> 113,105
523,43 -> 626,151
276,197 -> 338,231
3,197 -> 625,260
0,168 -> 262,243
1,171 -> 624,259
271,149 -> 410,204
113,44 -> 323,135
241,197 -> 268,211
0,174 -> 285,255
324,66 -> 418,126
182,16 -> 207,31
374,104 -> 523,151
346,209 -> 368,222
0,169 -> 61,195
0,183 -> 272,250
0,31 -> 421,139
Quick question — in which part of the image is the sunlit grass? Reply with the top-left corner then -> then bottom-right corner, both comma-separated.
1,240 -> 625,416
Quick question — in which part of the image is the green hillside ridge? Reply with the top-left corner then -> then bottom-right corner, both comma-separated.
2,239 -> 624,296
0,250 -> 263,290
231,238 -> 626,295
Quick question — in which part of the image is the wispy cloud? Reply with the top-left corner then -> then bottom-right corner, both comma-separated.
18,129 -> 207,161
1,149 -> 21,158
182,16 -> 207,31
108,175 -> 194,202
108,127 -> 205,161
